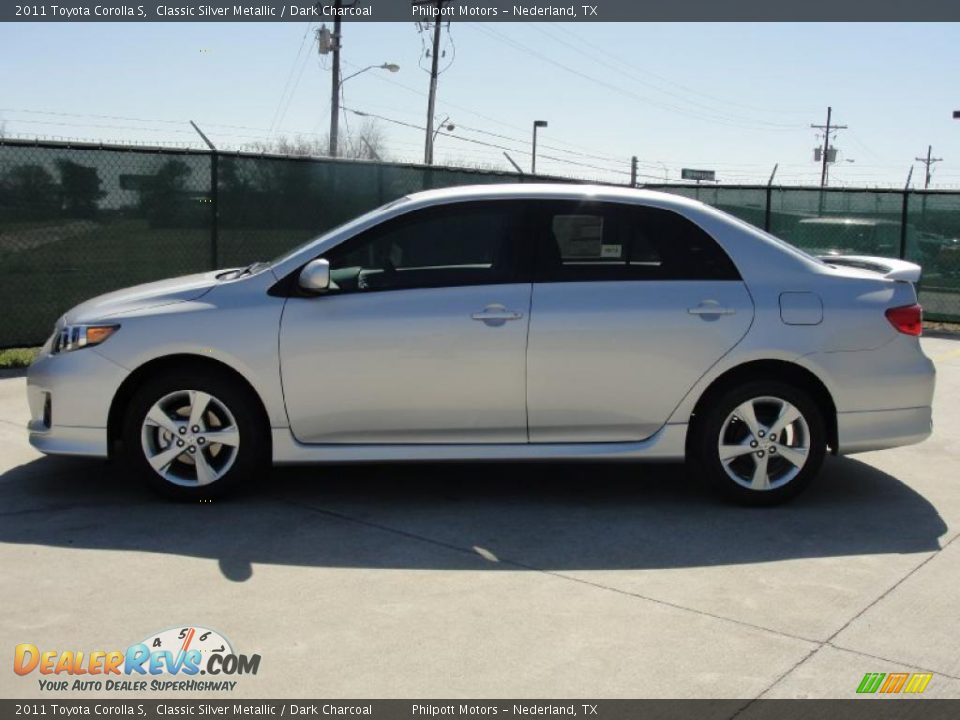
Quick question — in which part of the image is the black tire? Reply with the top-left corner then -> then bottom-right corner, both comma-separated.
121,367 -> 269,500
691,379 -> 826,506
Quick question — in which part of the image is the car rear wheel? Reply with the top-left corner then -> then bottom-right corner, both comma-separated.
692,380 -> 826,505
122,369 -> 268,499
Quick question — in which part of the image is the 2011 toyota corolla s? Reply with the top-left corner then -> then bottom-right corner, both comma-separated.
26,184 -> 936,504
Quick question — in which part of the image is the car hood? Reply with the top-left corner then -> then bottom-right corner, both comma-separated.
63,270 -> 224,325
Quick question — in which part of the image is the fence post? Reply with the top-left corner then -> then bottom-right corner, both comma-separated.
763,164 -> 777,232
210,150 -> 219,270
899,188 -> 909,260
764,185 -> 772,232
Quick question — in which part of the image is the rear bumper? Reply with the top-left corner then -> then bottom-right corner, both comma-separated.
837,406 -> 932,454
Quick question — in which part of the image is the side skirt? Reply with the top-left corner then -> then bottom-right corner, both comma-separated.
270,423 -> 689,464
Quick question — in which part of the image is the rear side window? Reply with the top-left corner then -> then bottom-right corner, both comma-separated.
534,201 -> 741,282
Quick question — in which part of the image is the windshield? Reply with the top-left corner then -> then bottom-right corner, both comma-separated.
267,197 -> 411,267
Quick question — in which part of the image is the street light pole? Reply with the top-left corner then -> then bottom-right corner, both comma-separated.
326,57 -> 398,157
531,120 -> 548,174
431,116 -> 455,158
341,63 -> 400,84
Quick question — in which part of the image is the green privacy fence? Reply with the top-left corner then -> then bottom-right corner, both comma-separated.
644,183 -> 960,322
2,138 -> 959,347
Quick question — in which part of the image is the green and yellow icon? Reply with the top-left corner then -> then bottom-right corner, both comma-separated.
857,672 -> 932,694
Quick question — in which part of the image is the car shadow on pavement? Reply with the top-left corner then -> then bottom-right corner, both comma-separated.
0,454 -> 947,582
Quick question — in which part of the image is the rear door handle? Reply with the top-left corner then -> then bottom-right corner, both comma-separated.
688,301 -> 736,316
472,304 -> 524,325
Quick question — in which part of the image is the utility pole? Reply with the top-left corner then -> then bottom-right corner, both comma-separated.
630,156 -> 638,187
325,3 -> 343,157
915,145 -> 942,189
811,106 -> 847,187
423,3 -> 445,165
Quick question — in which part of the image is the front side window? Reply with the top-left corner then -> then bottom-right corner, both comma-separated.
535,201 -> 741,282
322,201 -> 530,293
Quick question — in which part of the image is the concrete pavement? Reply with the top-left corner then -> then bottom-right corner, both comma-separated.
1,337 -> 958,699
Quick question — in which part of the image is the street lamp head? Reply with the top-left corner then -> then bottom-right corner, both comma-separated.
534,120 -> 548,128
381,63 -> 400,73
444,123 -> 455,132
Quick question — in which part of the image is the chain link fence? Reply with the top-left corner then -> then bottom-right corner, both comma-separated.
2,138 -> 959,348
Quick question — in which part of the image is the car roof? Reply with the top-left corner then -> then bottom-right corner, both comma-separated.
797,217 -> 898,227
405,183 -> 704,210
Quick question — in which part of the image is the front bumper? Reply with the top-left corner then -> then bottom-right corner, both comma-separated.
26,347 -> 129,459
27,421 -> 109,457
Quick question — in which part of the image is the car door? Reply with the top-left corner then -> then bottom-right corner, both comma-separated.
526,200 -> 754,443
279,200 -> 534,444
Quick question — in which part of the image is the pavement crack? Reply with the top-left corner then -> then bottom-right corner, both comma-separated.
824,530 -> 960,646
729,644 -> 822,716
825,642 -> 960,681
733,527 -> 960,702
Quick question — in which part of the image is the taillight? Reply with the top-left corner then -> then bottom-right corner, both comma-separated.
885,303 -> 923,336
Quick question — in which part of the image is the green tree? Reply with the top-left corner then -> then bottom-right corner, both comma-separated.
137,159 -> 193,227
56,160 -> 105,219
1,164 -> 59,221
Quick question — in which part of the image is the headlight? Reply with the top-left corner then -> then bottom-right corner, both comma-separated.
51,324 -> 120,354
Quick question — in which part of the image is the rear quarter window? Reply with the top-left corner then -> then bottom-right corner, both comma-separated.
535,202 -> 741,282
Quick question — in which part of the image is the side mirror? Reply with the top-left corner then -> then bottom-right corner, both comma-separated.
298,258 -> 330,293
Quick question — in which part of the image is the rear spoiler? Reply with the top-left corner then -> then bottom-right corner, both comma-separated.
817,255 -> 922,283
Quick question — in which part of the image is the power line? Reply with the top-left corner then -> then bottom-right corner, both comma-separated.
270,22 -> 314,132
342,106 -> 659,179
337,58 -> 658,167
473,24 -> 805,133
546,22 -> 813,118
273,35 -> 315,133
529,24 -> 807,129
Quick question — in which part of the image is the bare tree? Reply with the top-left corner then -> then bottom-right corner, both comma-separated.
439,155 -> 509,172
246,120 -> 389,161
342,118 -> 389,161
245,134 -> 328,157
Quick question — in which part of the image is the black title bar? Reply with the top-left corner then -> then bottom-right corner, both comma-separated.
4,0 -> 960,22
1,700 -> 959,719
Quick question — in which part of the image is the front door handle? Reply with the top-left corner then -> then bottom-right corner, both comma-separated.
688,301 -> 736,316
472,304 -> 524,326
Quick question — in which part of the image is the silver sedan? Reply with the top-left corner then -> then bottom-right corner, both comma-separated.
26,185 -> 936,504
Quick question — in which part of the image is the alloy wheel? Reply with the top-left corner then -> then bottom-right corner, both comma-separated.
140,389 -> 240,487
717,395 -> 810,491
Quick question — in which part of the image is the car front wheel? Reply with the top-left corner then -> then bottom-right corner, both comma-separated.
122,368 -> 268,499
693,380 -> 826,505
